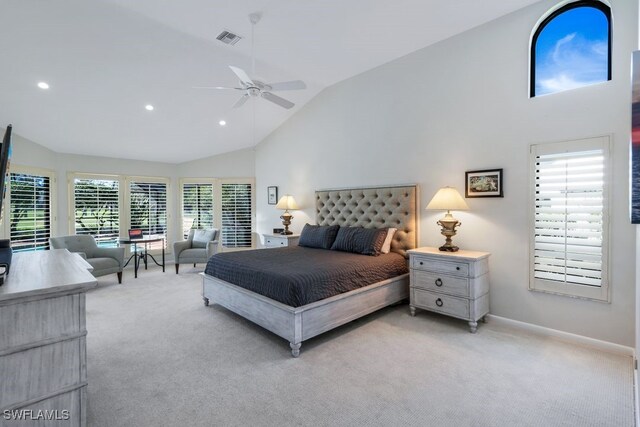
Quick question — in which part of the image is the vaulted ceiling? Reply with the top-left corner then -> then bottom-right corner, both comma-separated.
0,0 -> 541,163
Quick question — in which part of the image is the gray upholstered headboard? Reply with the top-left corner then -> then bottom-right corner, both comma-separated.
315,185 -> 418,258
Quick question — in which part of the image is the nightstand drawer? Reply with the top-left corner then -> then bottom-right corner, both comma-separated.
265,236 -> 287,247
411,256 -> 469,276
411,270 -> 469,297
412,289 -> 469,319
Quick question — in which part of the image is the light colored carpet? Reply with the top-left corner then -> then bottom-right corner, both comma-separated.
86,267 -> 634,427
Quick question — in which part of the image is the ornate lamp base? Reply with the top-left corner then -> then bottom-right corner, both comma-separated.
437,211 -> 461,252
280,212 -> 293,235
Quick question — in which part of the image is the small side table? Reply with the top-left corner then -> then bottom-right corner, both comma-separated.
119,237 -> 165,278
262,233 -> 300,248
407,247 -> 490,333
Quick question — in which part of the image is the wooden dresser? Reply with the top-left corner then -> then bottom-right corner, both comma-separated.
262,233 -> 300,248
407,247 -> 490,333
0,249 -> 97,426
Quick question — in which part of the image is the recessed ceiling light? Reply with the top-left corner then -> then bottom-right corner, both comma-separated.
219,120 -> 226,126
37,82 -> 49,90
145,105 -> 154,111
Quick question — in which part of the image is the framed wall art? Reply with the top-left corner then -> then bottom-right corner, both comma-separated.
465,169 -> 503,198
267,186 -> 278,205
631,50 -> 640,223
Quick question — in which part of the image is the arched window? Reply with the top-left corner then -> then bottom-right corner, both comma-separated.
531,1 -> 611,97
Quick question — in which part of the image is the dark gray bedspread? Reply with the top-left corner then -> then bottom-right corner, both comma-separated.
204,247 -> 408,307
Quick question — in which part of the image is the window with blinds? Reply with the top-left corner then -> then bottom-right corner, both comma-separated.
74,178 -> 120,247
130,181 -> 167,250
221,183 -> 252,248
9,172 -> 52,252
529,136 -> 610,301
181,183 -> 214,238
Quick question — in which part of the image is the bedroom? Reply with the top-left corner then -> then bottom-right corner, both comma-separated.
0,0 -> 637,426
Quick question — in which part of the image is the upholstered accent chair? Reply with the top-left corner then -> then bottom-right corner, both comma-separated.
49,235 -> 125,283
173,229 -> 220,273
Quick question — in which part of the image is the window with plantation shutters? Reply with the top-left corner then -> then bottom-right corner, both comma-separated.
9,172 -> 53,252
529,136 -> 610,301
73,177 -> 120,247
130,180 -> 167,250
181,183 -> 214,238
221,183 -> 252,248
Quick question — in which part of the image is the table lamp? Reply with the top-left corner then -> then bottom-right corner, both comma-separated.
276,194 -> 299,235
426,187 -> 469,252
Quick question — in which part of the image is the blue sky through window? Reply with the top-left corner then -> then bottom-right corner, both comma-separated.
534,6 -> 609,96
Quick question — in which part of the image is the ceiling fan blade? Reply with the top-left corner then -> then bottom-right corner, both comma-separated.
267,80 -> 307,91
261,92 -> 294,109
229,66 -> 254,86
192,86 -> 244,90
233,94 -> 250,108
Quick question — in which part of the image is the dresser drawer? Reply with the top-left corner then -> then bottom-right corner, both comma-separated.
411,270 -> 469,297
412,289 -> 470,319
411,256 -> 469,276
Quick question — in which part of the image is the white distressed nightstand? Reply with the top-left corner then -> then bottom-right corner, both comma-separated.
407,247 -> 490,333
262,233 -> 300,248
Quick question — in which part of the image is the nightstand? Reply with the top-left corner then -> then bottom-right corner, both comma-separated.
262,233 -> 300,248
407,247 -> 490,333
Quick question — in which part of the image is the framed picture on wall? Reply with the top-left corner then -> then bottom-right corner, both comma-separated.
631,51 -> 640,223
267,186 -> 278,205
465,169 -> 503,198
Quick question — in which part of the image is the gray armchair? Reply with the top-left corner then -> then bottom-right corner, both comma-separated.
174,228 -> 219,273
50,235 -> 125,283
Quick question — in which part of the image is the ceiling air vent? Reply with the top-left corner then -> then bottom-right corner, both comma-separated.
216,30 -> 242,46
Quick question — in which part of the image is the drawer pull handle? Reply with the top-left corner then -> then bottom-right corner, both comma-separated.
435,278 -> 443,287
456,266 -> 460,271
419,261 -> 423,265
435,298 -> 443,307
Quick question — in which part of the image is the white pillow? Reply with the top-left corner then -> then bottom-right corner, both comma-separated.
192,229 -> 216,248
380,228 -> 397,254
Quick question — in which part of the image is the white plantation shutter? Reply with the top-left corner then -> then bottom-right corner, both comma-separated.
529,136 -> 610,301
74,178 -> 120,247
181,183 -> 214,238
130,180 -> 168,250
9,172 -> 52,252
221,183 -> 252,248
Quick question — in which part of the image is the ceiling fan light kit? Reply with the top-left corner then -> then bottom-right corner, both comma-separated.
194,12 -> 306,110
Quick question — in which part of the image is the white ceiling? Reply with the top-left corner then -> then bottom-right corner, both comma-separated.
0,0 -> 541,163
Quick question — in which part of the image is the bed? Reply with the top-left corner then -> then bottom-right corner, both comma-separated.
201,185 -> 418,357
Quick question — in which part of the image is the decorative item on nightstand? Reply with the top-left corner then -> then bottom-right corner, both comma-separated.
276,194 -> 298,235
426,187 -> 469,252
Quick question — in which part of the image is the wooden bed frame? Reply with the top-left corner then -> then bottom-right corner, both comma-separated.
201,185 -> 418,357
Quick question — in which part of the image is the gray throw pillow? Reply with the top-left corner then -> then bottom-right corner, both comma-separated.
330,227 -> 388,256
298,224 -> 340,249
192,229 -> 216,248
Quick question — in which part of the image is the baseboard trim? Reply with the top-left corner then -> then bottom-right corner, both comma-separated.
487,314 -> 634,357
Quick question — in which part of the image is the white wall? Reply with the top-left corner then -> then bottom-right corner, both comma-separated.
256,0 -> 638,346
7,131 -> 256,249
176,148 -> 255,178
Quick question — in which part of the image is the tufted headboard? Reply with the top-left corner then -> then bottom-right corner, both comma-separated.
315,185 -> 418,258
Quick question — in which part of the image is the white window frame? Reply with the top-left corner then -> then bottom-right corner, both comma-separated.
124,176 -> 172,253
179,178 -> 216,239
68,172 -> 124,246
69,173 -> 172,253
179,177 -> 255,251
3,165 -> 57,249
528,135 -> 611,302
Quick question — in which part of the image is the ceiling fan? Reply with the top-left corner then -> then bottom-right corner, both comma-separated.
194,13 -> 306,110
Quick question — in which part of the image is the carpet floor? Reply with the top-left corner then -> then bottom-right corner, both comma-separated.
85,267 -> 634,427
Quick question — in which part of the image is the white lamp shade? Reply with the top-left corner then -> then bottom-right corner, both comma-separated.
426,187 -> 469,211
276,195 -> 299,210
